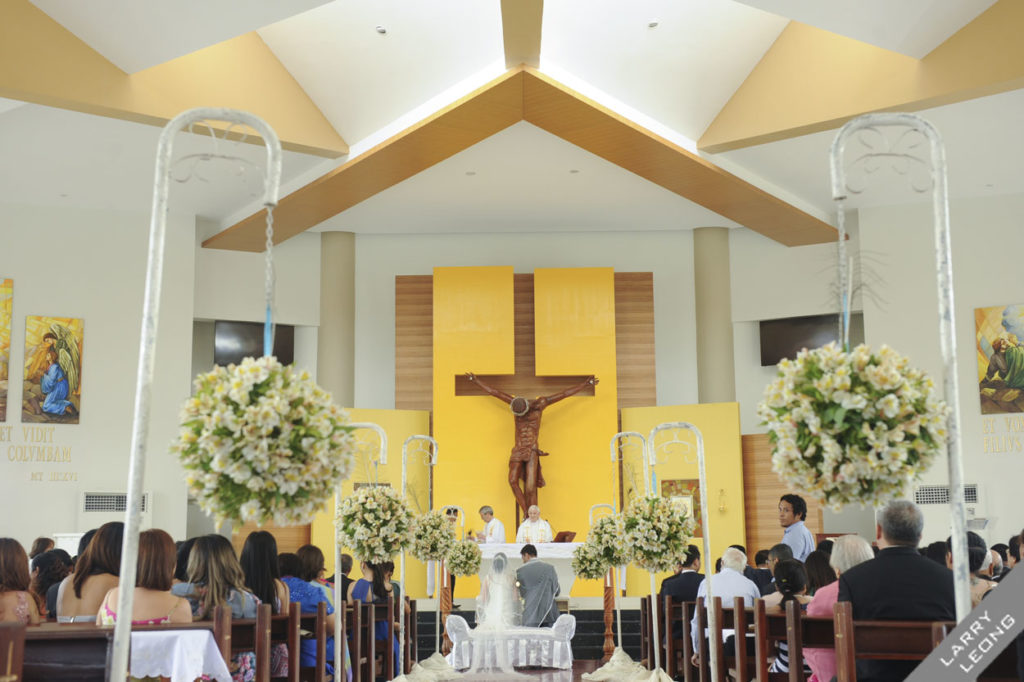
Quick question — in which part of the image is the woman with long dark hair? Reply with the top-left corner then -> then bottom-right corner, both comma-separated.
58,521 -> 122,622
349,561 -> 400,678
803,550 -> 836,596
240,532 -> 290,679
764,559 -> 812,675
30,549 -> 71,619
96,529 -> 190,625
0,538 -> 42,624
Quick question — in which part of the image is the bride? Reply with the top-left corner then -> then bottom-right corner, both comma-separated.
469,553 -> 528,678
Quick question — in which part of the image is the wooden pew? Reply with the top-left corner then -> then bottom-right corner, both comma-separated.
297,602 -> 329,682
663,598 -> 696,681
267,602 -> 301,682
0,622 -> 25,682
640,596 -> 651,668
833,601 -> 954,682
22,618 -> 226,682
405,598 -> 417,674
366,597 -> 395,681
752,599 -> 788,682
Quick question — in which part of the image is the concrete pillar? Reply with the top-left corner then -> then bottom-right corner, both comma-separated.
693,227 -> 736,403
318,232 -> 355,407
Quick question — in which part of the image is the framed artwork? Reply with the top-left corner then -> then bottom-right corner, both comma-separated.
976,304 -> 1024,414
0,278 -> 10,422
22,315 -> 83,424
662,478 -> 703,538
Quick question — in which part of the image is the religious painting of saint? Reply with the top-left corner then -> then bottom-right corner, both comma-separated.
976,303 -> 1024,414
0,278 -> 11,422
22,315 -> 83,424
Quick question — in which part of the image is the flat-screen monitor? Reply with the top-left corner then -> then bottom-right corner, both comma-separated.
759,313 -> 864,366
214,320 -> 295,367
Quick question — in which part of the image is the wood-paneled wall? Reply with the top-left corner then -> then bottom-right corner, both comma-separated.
741,433 -> 824,559
395,272 -> 655,411
230,521 -> 311,557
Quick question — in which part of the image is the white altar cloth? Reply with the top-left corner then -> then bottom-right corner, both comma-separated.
131,630 -> 232,682
480,543 -> 581,596
445,614 -> 576,670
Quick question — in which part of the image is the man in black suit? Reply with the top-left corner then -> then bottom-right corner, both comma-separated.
837,500 -> 955,682
660,544 -> 704,638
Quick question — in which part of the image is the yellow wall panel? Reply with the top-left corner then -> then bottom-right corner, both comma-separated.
619,403 -> 745,596
310,407 -> 432,597
433,267 -> 619,597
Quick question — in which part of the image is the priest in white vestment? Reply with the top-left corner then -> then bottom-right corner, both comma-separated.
515,504 -> 554,544
476,505 -> 506,543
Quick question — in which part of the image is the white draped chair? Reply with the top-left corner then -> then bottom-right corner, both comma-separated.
445,613 -> 576,670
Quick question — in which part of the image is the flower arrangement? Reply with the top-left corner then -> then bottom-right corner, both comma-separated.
571,541 -> 608,580
587,514 -> 632,568
336,485 -> 414,563
410,510 -> 457,562
174,356 -> 354,526
622,495 -> 695,573
446,539 -> 483,577
758,342 -> 948,509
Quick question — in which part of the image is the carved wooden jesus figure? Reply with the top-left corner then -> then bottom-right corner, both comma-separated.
465,372 -> 598,515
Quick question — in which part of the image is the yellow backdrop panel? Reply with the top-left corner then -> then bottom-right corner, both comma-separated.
433,267 -> 619,597
619,403 -> 745,596
310,407 -> 432,597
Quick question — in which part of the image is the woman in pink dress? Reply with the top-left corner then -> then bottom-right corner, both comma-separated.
804,535 -> 874,682
95,529 -> 191,626
0,538 -> 42,624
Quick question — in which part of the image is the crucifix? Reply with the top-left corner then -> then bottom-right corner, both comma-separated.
460,372 -> 598,515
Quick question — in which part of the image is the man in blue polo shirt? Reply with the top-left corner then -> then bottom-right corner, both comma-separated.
779,493 -> 815,562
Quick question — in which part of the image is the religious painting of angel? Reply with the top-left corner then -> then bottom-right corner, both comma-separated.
0,279 -> 12,422
22,316 -> 83,424
976,304 -> 1024,414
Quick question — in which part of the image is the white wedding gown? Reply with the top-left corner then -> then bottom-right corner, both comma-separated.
467,553 -> 530,679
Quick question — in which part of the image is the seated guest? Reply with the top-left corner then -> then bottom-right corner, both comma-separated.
990,543 -> 1010,581
690,547 -> 760,664
816,539 -> 834,556
805,534 -> 874,682
172,534 -> 259,619
516,505 -> 554,544
59,521 -> 122,622
924,540 -> 948,566
52,529 -> 96,619
729,543 -> 764,586
327,553 -> 354,600
96,529 -> 191,625
803,550 -> 835,596
350,561 -> 401,675
174,537 -> 196,584
0,538 -> 42,624
945,530 -> 995,607
29,537 -> 54,560
754,549 -> 770,569
240,532 -> 290,678
1008,534 -> 1021,570
763,559 -> 813,675
30,548 -> 71,619
281,553 -> 344,680
760,543 -> 793,595
660,545 -> 703,638
296,544 -> 334,606
838,500 -> 955,682
751,549 -> 774,593
174,535 -> 261,681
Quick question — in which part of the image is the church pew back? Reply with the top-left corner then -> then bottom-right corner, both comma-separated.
0,622 -> 25,682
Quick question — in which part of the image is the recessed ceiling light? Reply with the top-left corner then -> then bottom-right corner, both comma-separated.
648,19 -> 659,29
465,171 -> 476,176
59,193 -> 68,198
375,25 -> 387,34
984,183 -> 995,188
569,169 -> 580,174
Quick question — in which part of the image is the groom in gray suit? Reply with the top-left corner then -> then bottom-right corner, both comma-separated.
516,544 -> 560,627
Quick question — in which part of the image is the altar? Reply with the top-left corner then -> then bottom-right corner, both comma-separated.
480,543 -> 581,596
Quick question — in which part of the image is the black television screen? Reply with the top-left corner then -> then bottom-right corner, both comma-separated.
214,320 -> 295,367
759,313 -> 864,366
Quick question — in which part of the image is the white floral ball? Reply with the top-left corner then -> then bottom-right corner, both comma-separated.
622,495 -> 695,574
336,485 -> 414,563
174,356 -> 354,526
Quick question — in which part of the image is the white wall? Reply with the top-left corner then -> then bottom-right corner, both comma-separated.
194,231 -> 321,327
353,230 -> 699,409
729,223 -> 862,434
859,194 -> 1024,548
0,203 -> 194,549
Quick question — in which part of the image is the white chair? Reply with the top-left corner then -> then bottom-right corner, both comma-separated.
445,614 -> 576,670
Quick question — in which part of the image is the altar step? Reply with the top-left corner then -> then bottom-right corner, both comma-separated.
413,608 -> 643,663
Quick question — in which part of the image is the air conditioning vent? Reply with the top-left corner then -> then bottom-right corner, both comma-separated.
914,484 -> 977,505
82,492 -> 149,513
